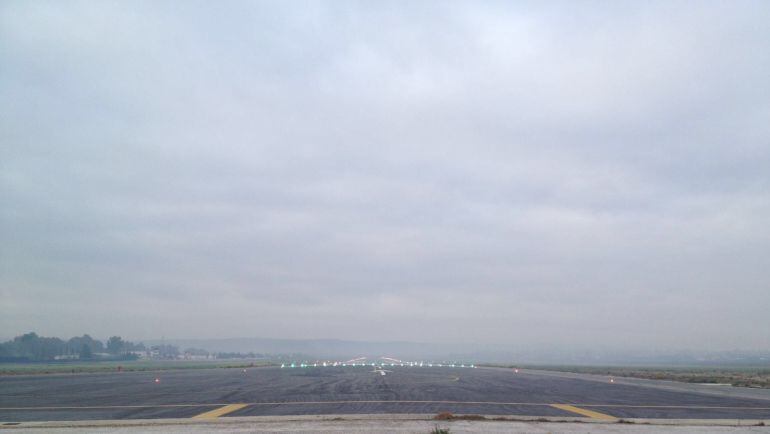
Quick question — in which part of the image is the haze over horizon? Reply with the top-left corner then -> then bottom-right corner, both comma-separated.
2,1 -> 769,354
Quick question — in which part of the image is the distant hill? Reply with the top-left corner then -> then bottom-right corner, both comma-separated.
143,337 -> 467,360
142,337 -> 770,366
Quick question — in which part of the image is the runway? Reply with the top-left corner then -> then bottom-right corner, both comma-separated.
2,366 -> 770,423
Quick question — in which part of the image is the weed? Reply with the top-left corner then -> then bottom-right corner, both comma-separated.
431,425 -> 450,434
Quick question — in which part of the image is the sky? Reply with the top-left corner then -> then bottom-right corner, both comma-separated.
1,1 -> 769,352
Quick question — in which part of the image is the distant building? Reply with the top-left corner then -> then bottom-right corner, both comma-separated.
54,354 -> 79,360
129,351 -> 150,359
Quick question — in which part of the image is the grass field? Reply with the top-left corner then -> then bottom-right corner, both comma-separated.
0,359 -> 276,375
491,364 -> 770,389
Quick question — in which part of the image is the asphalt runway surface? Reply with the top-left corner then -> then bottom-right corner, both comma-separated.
2,366 -> 770,423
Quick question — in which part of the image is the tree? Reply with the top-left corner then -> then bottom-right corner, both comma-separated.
0,333 -> 68,361
106,336 -> 125,354
66,335 -> 104,355
79,344 -> 93,359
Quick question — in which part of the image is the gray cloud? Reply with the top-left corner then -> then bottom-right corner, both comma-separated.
1,0 -> 769,352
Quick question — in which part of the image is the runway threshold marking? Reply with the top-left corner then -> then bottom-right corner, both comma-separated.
550,404 -> 616,420
191,403 -> 248,419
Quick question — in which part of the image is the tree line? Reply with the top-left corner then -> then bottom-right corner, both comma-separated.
0,332 -> 146,362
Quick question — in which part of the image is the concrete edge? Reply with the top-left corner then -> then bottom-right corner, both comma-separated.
1,414 -> 768,429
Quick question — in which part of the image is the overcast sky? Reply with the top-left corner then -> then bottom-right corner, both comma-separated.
1,1 -> 769,352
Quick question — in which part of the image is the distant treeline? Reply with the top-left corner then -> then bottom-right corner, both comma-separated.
215,352 -> 269,359
0,332 -> 146,362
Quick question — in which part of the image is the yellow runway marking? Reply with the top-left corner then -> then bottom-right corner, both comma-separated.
551,404 -> 616,420
191,403 -> 248,419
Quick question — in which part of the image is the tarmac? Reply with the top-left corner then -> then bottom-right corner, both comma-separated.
1,365 -> 770,430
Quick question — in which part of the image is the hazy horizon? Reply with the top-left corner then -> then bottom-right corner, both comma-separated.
2,1 -> 769,353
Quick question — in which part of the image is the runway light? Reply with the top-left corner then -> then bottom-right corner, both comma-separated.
243,369 -> 247,373
154,378 -> 160,383
610,378 -> 615,383
514,369 -> 519,373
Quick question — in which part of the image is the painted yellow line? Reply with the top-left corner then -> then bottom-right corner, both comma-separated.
191,403 -> 248,419
551,404 -> 617,420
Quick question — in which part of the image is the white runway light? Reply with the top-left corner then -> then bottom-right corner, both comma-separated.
283,358 -> 479,372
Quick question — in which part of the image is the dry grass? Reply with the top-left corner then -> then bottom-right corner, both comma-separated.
490,365 -> 770,389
